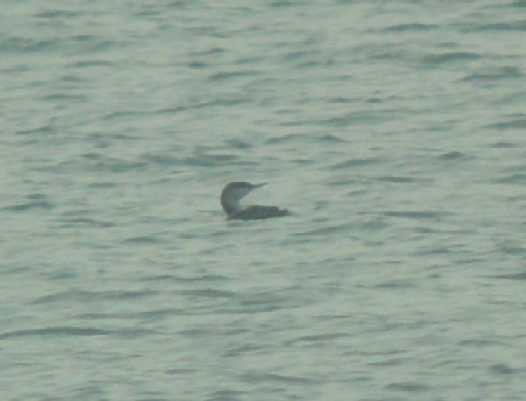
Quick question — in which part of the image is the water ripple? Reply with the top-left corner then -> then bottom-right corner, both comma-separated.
2,194 -> 53,212
437,151 -> 468,161
460,66 -> 523,83
206,390 -> 247,401
489,363 -> 520,375
383,23 -> 438,32
31,289 -> 158,305
207,70 -> 262,82
241,371 -> 320,385
376,176 -> 420,183
466,20 -> 526,32
495,173 -> 526,184
383,210 -> 450,220
328,158 -> 382,170
0,36 -> 54,53
485,116 -> 526,130
487,272 -> 526,281
421,51 -> 482,66
0,327 -> 111,340
385,382 -> 429,392
284,332 -> 349,346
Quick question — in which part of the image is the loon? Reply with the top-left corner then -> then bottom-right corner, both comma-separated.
221,182 -> 290,220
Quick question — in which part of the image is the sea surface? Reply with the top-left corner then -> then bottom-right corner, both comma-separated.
1,1 -> 526,400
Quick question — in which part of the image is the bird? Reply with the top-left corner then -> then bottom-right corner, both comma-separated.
220,181 -> 290,220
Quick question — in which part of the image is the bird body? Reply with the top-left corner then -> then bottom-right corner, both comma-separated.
230,205 -> 290,220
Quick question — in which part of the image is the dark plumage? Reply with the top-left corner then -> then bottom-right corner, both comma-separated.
220,181 -> 290,220
230,205 -> 290,220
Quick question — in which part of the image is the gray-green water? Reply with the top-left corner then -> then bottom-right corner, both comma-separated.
2,1 -> 526,400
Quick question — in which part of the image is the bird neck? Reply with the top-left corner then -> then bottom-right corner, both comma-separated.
221,195 -> 242,215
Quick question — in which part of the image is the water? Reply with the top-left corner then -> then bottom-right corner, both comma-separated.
1,1 -> 526,400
